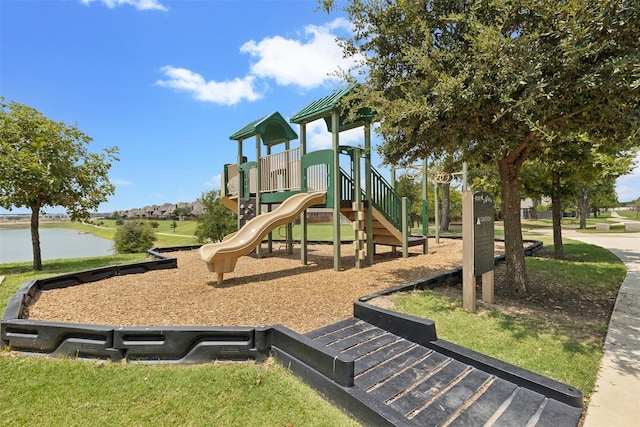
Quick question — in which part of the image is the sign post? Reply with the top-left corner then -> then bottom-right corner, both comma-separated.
462,191 -> 495,311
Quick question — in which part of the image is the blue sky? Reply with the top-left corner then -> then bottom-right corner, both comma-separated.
1,0 -> 638,215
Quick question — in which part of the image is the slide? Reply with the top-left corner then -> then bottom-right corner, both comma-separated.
199,191 -> 326,284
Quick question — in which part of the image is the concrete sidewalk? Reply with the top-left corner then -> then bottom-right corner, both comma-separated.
538,230 -> 639,426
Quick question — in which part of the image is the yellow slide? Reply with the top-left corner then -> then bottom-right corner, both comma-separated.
199,191 -> 326,284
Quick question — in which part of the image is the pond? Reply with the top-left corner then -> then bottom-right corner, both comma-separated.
0,228 -> 114,264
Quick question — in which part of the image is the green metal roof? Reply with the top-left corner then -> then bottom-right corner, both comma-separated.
229,111 -> 298,146
290,84 -> 374,132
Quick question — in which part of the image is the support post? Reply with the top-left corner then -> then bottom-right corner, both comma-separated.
434,182 -> 440,244
300,123 -> 308,265
255,134 -> 262,258
364,122 -> 373,266
332,111 -> 341,271
482,270 -> 495,304
402,196 -> 409,258
237,139 -> 243,231
285,140 -> 293,255
463,162 -> 468,191
391,165 -> 396,188
422,159 -> 428,254
266,145 -> 273,254
462,190 -> 476,312
354,147 -> 363,268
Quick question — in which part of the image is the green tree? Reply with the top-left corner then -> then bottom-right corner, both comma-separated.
113,221 -> 156,254
326,0 -> 639,294
173,206 -> 192,220
194,190 -> 236,243
0,101 -> 119,270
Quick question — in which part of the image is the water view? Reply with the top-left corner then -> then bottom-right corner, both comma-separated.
0,228 -> 114,264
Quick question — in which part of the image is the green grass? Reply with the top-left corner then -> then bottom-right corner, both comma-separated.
0,254 -> 147,314
616,209 -> 639,220
0,357 -> 359,427
0,256 -> 360,426
40,220 -> 355,247
389,237 -> 625,403
0,223 -> 627,420
393,292 -> 601,392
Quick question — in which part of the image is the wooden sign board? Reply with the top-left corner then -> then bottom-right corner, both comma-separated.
462,191 -> 495,312
473,192 -> 495,276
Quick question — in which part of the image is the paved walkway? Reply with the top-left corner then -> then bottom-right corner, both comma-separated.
533,227 -> 639,426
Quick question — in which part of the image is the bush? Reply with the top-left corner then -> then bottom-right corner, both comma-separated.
115,218 -> 124,226
149,221 -> 160,229
113,221 -> 156,253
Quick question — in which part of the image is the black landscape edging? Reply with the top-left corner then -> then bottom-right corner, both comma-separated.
114,326 -> 261,363
358,239 -> 541,302
1,240 -> 584,425
353,301 -> 437,346
267,324 -> 355,387
0,247 -> 184,354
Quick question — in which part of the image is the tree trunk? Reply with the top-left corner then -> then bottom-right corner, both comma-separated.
30,204 -> 43,271
498,158 -> 529,295
551,170 -> 564,259
579,185 -> 589,229
440,182 -> 451,232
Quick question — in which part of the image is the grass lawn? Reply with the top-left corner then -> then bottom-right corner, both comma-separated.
616,209 -> 639,220
0,255 -> 360,427
0,224 -> 627,423
23,219 -> 355,248
387,234 -> 625,409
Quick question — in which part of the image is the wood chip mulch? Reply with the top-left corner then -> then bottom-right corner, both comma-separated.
27,239 -> 504,333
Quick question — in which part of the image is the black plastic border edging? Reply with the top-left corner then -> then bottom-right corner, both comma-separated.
353,301 -> 437,346
266,325 -> 355,387
1,239 -> 544,357
358,239 -> 543,302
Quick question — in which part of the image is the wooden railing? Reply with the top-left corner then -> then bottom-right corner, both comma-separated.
259,148 -> 301,193
340,165 -> 408,231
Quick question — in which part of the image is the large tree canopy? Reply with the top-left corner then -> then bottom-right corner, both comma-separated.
327,0 -> 639,294
0,100 -> 118,270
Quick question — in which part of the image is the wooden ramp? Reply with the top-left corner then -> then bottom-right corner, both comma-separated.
281,303 -> 583,427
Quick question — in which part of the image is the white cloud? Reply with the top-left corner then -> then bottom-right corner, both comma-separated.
240,18 -> 360,89
80,0 -> 168,11
156,66 -> 262,105
205,175 -> 222,189
307,120 -> 364,151
157,17 -> 362,104
111,178 -> 132,186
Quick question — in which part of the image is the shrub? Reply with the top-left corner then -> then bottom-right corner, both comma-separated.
113,221 -> 156,253
115,218 -> 124,226
149,221 -> 160,229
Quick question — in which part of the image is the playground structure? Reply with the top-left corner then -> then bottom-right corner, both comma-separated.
199,191 -> 326,284
200,86 -> 427,279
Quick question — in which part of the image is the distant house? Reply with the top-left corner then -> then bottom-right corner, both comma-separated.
158,203 -> 175,219
190,200 -> 204,216
116,199 -> 212,220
